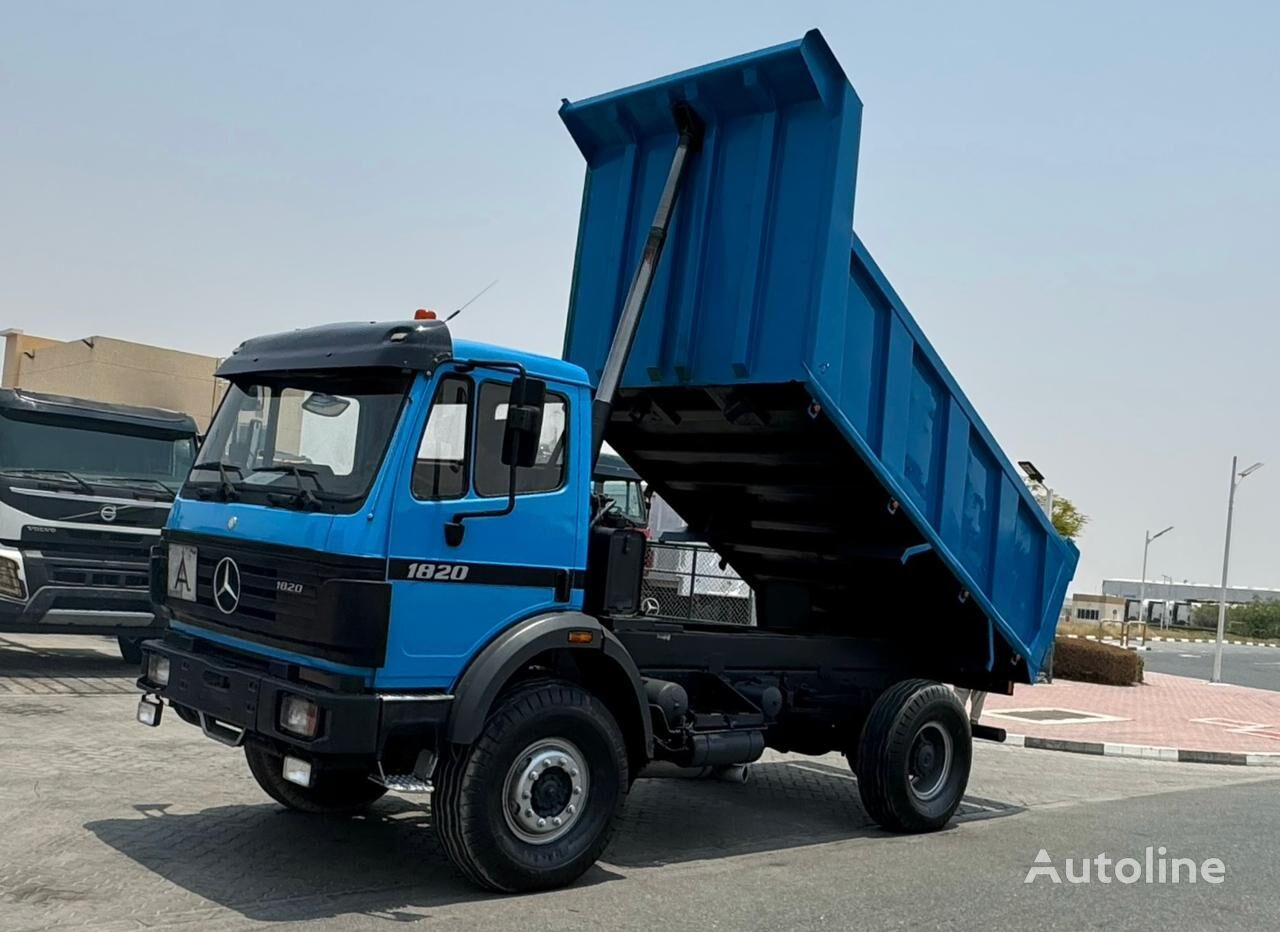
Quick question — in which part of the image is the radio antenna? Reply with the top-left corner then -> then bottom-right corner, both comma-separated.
445,278 -> 499,322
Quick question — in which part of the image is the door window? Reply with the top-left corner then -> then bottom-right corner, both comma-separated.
412,376 -> 471,500
475,381 -> 568,497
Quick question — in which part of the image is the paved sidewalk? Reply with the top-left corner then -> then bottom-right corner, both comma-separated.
980,671 -> 1280,754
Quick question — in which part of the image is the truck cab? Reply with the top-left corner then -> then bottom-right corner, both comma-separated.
143,322 -> 652,890
0,388 -> 197,660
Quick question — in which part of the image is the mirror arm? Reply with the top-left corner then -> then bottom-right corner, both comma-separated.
446,461 -> 518,547
451,359 -> 526,379
440,358 -> 536,548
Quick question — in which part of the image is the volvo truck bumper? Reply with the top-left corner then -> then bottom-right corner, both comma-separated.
0,545 -> 160,634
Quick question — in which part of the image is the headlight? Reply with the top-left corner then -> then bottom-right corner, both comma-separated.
279,695 -> 320,738
0,556 -> 25,600
146,654 -> 170,686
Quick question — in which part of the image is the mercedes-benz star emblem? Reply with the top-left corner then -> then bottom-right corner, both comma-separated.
99,504 -> 117,523
213,557 -> 241,614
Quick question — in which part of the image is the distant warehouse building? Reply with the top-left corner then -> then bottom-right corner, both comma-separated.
1101,579 -> 1280,605
0,330 -> 225,430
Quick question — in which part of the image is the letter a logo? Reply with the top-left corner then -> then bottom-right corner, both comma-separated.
1025,849 -> 1061,884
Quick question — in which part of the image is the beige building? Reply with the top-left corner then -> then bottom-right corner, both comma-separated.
1067,593 -> 1127,623
1,330 -> 226,430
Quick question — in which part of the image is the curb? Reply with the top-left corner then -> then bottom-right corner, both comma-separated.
1060,634 -> 1280,650
1002,733 -> 1280,767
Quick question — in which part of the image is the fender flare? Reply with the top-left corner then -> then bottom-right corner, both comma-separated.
445,611 -> 653,758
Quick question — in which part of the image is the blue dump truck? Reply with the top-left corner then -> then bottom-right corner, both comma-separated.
134,31 -> 1077,892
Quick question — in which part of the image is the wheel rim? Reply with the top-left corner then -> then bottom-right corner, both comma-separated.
907,722 -> 952,802
501,738 -> 590,845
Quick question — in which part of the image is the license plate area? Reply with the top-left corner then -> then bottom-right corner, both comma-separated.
167,543 -> 198,602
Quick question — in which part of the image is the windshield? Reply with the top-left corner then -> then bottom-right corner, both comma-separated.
189,369 -> 410,511
0,411 -> 195,495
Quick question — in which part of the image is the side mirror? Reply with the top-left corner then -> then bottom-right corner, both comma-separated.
501,376 -> 546,468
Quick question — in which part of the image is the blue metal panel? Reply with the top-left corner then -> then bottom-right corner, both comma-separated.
561,30 -> 1077,677
378,370 -> 589,690
561,30 -> 862,388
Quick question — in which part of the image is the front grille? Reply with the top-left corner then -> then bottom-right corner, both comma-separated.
21,526 -> 154,560
162,531 -> 391,668
181,537 -> 382,627
47,565 -> 149,589
195,549 -> 290,623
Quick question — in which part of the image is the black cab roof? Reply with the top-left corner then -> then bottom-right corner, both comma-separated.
0,388 -> 198,436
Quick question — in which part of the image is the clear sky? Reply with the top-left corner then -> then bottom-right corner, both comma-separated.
3,1 -> 1277,596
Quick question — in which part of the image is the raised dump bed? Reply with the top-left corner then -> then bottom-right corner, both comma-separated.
561,30 -> 1077,682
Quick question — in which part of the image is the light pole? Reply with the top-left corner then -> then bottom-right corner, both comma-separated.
1136,526 -> 1174,647
1211,458 -> 1264,684
1160,574 -> 1173,629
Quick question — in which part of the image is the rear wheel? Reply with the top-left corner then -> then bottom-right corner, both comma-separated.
117,636 -> 144,666
244,744 -> 387,815
853,679 -> 971,833
433,679 -> 628,892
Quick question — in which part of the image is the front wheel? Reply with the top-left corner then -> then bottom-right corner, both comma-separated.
853,679 -> 971,833
433,679 -> 628,892
244,744 -> 387,815
117,636 -> 144,666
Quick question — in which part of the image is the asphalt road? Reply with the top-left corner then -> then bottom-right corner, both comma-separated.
1141,639 -> 1280,691
3,634 -> 1279,931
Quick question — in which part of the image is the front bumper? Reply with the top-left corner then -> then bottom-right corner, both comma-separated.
0,544 -> 159,634
0,585 -> 159,633
137,635 -> 452,757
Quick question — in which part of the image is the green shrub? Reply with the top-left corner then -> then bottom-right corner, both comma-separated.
1050,637 -> 1143,686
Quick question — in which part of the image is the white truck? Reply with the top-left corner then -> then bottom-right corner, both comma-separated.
0,389 -> 198,661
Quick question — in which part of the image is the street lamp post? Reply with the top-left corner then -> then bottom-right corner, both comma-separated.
1160,574 -> 1173,629
1211,457 -> 1264,684
1135,526 -> 1173,647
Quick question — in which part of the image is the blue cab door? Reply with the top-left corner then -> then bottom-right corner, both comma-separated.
379,368 -> 588,690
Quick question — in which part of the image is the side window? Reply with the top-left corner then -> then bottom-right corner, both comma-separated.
412,376 -> 471,500
475,381 -> 568,497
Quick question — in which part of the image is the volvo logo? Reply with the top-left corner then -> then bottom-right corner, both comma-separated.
99,504 -> 118,523
213,557 -> 241,614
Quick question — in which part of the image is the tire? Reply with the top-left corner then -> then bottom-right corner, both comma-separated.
853,679 -> 971,833
117,636 -> 144,666
433,678 -> 628,893
244,743 -> 387,815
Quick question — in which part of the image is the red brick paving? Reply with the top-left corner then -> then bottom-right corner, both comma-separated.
980,672 -> 1280,753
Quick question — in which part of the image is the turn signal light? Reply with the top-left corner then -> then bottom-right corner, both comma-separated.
567,630 -> 594,644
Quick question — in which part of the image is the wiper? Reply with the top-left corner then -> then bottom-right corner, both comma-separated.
92,476 -> 175,498
189,461 -> 243,501
251,464 -> 327,493
253,464 -> 329,510
0,468 -> 96,496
